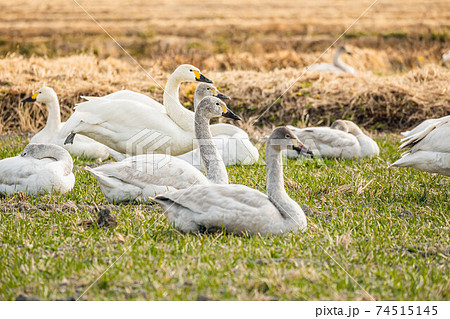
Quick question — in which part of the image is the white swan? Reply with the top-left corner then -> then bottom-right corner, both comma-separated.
308,46 -> 356,74
390,117 -> 450,176
153,127 -> 311,235
283,120 -> 379,159
401,115 -> 450,137
443,50 -> 450,64
86,96 -> 241,203
0,143 -> 75,195
177,83 -> 259,168
61,64 -> 213,156
21,87 -> 116,161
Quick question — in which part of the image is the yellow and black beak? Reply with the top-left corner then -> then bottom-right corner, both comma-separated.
21,92 -> 39,103
193,70 -> 213,84
220,104 -> 241,120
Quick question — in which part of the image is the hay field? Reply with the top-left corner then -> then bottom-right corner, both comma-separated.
0,0 -> 449,301
0,0 -> 449,135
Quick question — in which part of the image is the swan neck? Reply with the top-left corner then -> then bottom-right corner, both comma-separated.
333,50 -> 350,72
266,145 -> 287,201
164,76 -> 195,132
195,112 -> 228,184
45,98 -> 61,133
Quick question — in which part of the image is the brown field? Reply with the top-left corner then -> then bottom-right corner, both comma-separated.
0,0 -> 449,135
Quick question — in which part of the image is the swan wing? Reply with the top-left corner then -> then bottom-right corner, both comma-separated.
154,184 -> 283,234
400,118 -> 450,154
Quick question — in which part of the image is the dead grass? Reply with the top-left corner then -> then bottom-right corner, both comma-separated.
0,54 -> 449,135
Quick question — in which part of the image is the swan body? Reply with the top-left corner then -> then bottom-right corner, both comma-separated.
401,115 -> 450,137
61,64 -> 213,156
176,83 -> 259,168
0,143 -> 75,195
86,154 -> 209,202
87,96 -> 240,203
21,87 -> 113,161
443,50 -> 450,64
284,120 -> 379,159
390,117 -> 450,176
309,46 -> 355,74
153,127 -> 310,235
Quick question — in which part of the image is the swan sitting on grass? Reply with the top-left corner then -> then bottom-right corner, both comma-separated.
21,87 -> 116,161
308,46 -> 356,74
61,64 -> 214,156
153,127 -> 312,235
390,117 -> 450,176
0,143 -> 75,195
176,83 -> 259,168
86,96 -> 241,203
283,120 -> 379,159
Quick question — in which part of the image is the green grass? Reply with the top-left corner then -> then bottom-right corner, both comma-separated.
0,134 -> 448,300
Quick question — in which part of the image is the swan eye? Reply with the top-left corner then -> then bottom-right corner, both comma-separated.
189,69 -> 193,72
22,152 -> 26,156
207,88 -> 210,90
216,103 -> 219,106
285,134 -> 290,138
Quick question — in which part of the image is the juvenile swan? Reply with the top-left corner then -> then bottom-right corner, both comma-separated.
308,46 -> 356,74
86,96 -> 241,203
153,127 -> 312,235
177,83 -> 259,168
0,143 -> 75,195
284,120 -> 379,159
21,87 -> 113,161
61,65 -> 213,156
390,117 -> 450,176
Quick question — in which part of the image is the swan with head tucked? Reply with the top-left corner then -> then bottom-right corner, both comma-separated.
390,117 -> 450,176
284,120 -> 379,159
153,127 -> 311,235
60,64 -> 213,156
86,96 -> 241,203
21,87 -> 117,161
177,83 -> 260,168
308,46 -> 356,74
0,143 -> 75,195
401,115 -> 450,137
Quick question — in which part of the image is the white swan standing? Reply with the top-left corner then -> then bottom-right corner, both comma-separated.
86,96 -> 241,203
390,117 -> 450,176
401,115 -> 450,137
21,87 -> 116,161
153,127 -> 312,235
308,46 -> 356,74
61,64 -> 213,156
0,143 -> 75,195
284,120 -> 379,159
177,83 -> 259,168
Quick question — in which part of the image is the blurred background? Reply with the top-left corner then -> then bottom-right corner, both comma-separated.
0,0 -> 449,135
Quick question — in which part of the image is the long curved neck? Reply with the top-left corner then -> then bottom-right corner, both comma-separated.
195,112 -> 228,184
163,76 -> 195,132
333,50 -> 350,72
44,97 -> 61,133
266,144 -> 303,225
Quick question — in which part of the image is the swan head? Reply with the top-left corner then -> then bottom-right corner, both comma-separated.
173,64 -> 213,84
21,87 -> 57,104
197,96 -> 241,121
21,143 -> 69,161
268,127 -> 313,156
337,46 -> 352,56
331,120 -> 362,135
194,83 -> 230,109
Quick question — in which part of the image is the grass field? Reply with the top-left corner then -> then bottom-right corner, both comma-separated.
0,0 -> 449,301
0,134 -> 449,300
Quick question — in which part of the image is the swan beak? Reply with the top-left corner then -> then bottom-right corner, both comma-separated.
222,109 -> 241,120
293,140 -> 313,157
215,93 -> 230,101
346,51 -> 353,56
21,92 -> 39,103
194,70 -> 213,83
